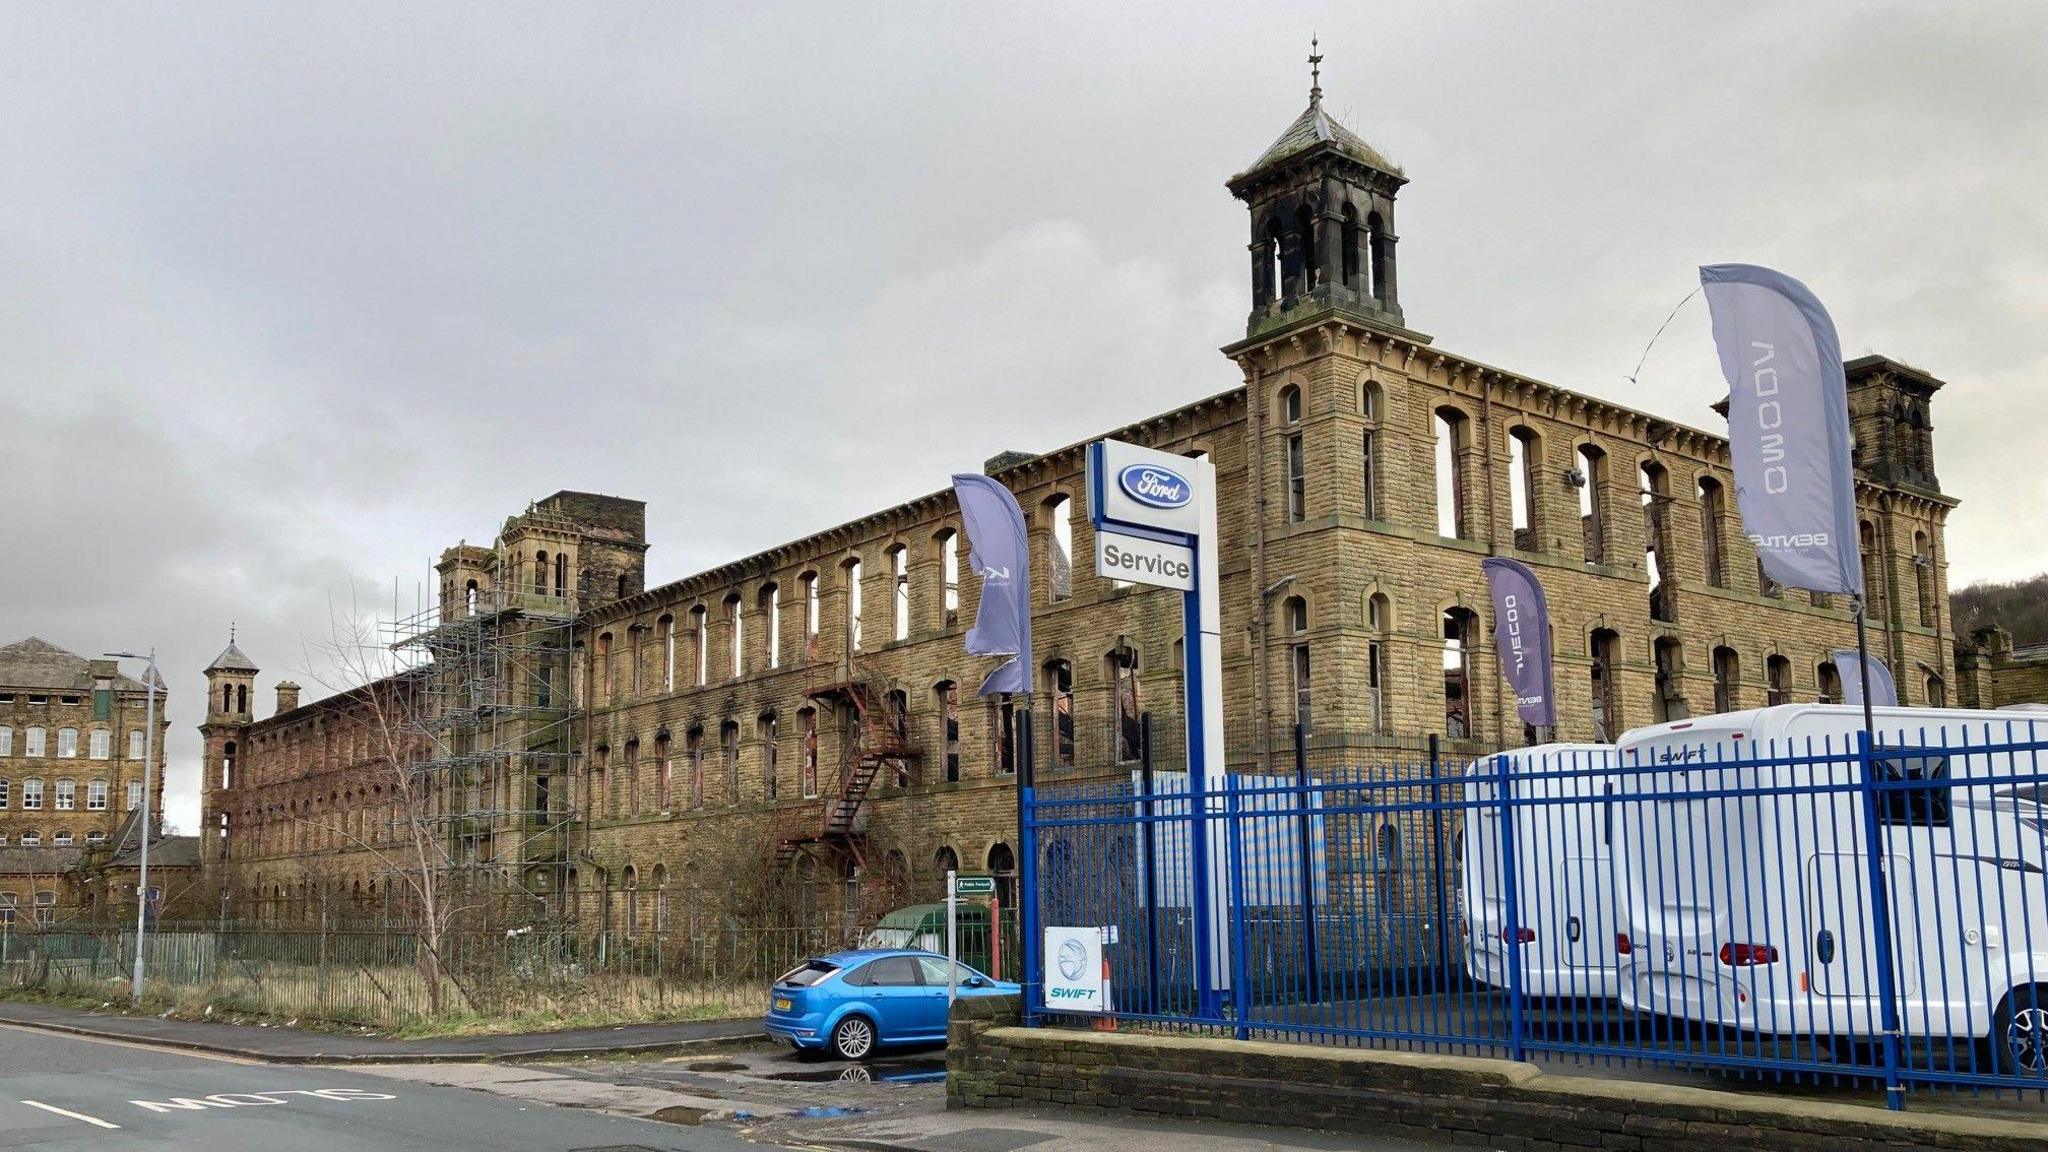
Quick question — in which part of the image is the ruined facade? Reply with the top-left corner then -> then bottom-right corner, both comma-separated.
200,73 -> 1960,930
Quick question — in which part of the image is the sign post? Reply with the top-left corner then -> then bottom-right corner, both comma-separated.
946,870 -> 959,1003
1085,439 -> 1227,1015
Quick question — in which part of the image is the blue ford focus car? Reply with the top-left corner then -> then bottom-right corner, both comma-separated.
764,948 -> 1018,1060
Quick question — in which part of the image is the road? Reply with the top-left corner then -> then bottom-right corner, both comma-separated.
0,1024 -> 758,1152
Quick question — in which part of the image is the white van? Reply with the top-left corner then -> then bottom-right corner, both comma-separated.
1463,744 -> 1624,1000
1613,704 -> 2048,1075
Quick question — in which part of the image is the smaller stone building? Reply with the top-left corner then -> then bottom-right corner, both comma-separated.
1956,625 -> 2048,710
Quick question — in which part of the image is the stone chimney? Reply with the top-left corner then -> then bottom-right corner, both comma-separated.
275,681 -> 302,714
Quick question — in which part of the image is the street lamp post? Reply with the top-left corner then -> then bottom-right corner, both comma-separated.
105,649 -> 157,1007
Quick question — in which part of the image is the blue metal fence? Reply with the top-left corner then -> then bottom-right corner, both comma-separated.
1022,708 -> 2048,1110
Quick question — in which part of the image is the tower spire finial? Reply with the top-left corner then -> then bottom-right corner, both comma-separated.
229,621 -> 236,645
1308,34 -> 1323,106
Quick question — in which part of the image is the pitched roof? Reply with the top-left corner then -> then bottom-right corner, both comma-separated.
206,642 -> 259,674
1236,98 -> 1402,182
0,846 -> 86,875
0,637 -> 150,693
108,834 -> 201,870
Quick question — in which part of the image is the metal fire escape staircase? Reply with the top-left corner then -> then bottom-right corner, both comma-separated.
774,666 -> 919,869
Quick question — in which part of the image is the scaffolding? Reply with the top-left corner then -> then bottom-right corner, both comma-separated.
388,533 -> 582,922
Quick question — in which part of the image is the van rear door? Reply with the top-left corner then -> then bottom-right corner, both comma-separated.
1805,852 -> 1917,998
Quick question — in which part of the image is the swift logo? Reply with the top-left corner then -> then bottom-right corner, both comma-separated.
1048,986 -> 1095,1000
1117,464 -> 1192,510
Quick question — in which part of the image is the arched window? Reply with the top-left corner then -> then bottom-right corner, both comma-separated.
1712,646 -> 1740,713
720,720 -> 741,804
1508,427 -> 1540,551
844,558 -> 864,652
686,727 -> 705,808
987,842 -> 1018,910
1767,654 -> 1792,706
1281,386 -> 1306,523
1045,661 -> 1074,769
1641,462 -> 1673,622
617,572 -> 629,600
1442,608 -> 1477,738
1699,477 -> 1728,588
1366,210 -> 1391,302
1817,660 -> 1843,704
1578,444 -> 1608,564
0,726 -> 12,757
590,744 -> 610,820
1263,217 -> 1285,304
653,863 -> 669,937
800,571 -> 821,659
1653,637 -> 1685,723
1294,205 -> 1318,294
1339,203 -> 1361,291
933,683 -> 960,783
1925,672 -> 1947,707
799,708 -> 820,798
88,728 -> 109,760
761,582 -> 782,669
936,530 -> 961,628
534,551 -> 548,594
555,552 -> 568,598
623,865 -> 639,938
1590,629 -> 1621,739
465,580 -> 479,616
1108,646 -> 1141,763
658,614 -> 676,691
691,607 -> 708,686
56,727 -> 77,758
1913,532 -> 1936,627
759,711 -> 779,801
655,732 -> 673,810
1860,520 -> 1881,610
596,632 -> 615,702
1287,596 -> 1312,733
1367,593 -> 1391,733
726,593 -> 744,679
1045,497 -> 1073,602
934,844 -> 961,879
623,738 -> 641,816
890,544 -> 912,638
1434,408 -> 1470,539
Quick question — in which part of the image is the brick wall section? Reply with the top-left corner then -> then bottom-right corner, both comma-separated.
949,997 -> 2045,1152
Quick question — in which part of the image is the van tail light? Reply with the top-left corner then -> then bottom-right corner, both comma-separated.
1719,942 -> 1780,967
1615,933 -> 1633,956
1502,927 -> 1535,944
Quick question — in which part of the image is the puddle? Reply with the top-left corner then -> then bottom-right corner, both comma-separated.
685,1061 -> 749,1073
763,1061 -> 947,1086
649,1105 -> 708,1126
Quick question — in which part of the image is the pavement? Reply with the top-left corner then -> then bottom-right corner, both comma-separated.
0,1021 -> 764,1151
0,1000 -> 762,1064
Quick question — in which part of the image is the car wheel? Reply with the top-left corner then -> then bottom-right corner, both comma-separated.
1993,987 -> 2048,1077
831,1014 -> 877,1061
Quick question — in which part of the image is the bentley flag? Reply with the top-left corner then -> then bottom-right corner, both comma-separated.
1701,263 -> 1862,596
951,473 -> 1034,696
1482,557 -> 1556,728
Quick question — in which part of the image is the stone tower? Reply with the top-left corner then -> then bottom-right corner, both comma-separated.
198,635 -> 257,872
1227,41 -> 1415,340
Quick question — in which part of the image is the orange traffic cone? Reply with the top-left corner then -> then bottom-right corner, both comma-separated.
1093,956 -> 1116,1031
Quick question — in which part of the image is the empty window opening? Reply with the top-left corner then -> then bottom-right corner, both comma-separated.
1442,608 -> 1477,738
1699,478 -> 1728,588
1434,408 -> 1470,539
1578,445 -> 1608,564
692,607 -> 709,686
844,558 -> 864,651
1109,648 -> 1142,763
1047,661 -> 1075,769
762,583 -> 782,669
1590,629 -> 1621,740
1914,533 -> 1937,627
1817,660 -> 1842,704
1712,646 -> 1739,714
727,593 -> 744,679
1653,637 -> 1686,723
1288,596 -> 1312,733
1046,498 -> 1074,602
938,532 -> 961,627
1368,593 -> 1390,734
935,682 -> 961,783
891,545 -> 911,639
799,709 -> 820,798
1509,427 -> 1539,551
1641,462 -> 1673,622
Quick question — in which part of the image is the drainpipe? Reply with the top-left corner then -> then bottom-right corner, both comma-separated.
1480,374 -> 1505,745
1249,359 -> 1273,771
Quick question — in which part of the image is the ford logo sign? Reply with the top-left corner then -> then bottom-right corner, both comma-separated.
1118,464 -> 1192,510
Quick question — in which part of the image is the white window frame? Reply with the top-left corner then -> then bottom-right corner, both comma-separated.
0,726 -> 11,756
53,830 -> 73,846
23,778 -> 44,810
87,778 -> 108,811
25,727 -> 46,757
127,780 -> 143,811
86,829 -> 106,845
21,832 -> 41,847
127,730 -> 144,760
56,727 -> 78,758
89,729 -> 110,760
55,778 -> 76,810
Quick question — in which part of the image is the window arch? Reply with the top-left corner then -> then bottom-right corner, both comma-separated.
1367,593 -> 1391,733
1653,637 -> 1685,723
690,606 -> 709,686
1577,444 -> 1608,564
1286,596 -> 1312,733
1590,628 -> 1621,740
1339,202 -> 1361,290
1641,462 -> 1673,623
987,842 -> 1018,909
720,719 -> 741,804
1767,654 -> 1792,706
658,614 -> 676,691
1712,646 -> 1740,713
760,582 -> 782,669
1108,645 -> 1141,763
725,592 -> 745,679
555,552 -> 568,598
1280,386 -> 1306,523
1817,660 -> 1843,704
1442,607 -> 1478,737
1698,477 -> 1728,588
933,683 -> 960,783
798,708 -> 820,798
1508,426 -> 1540,551
935,530 -> 961,628
758,710 -> 779,801
1913,531 -> 1936,627
843,557 -> 864,652
1924,671 -> 1947,707
623,865 -> 639,938
934,844 -> 961,877
1433,408 -> 1471,539
534,551 -> 549,594
1044,497 -> 1073,603
1045,660 -> 1075,769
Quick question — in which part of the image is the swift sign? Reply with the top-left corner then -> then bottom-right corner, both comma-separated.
1042,925 -> 1107,1012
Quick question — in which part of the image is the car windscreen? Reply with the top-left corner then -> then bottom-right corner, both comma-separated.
776,960 -> 840,987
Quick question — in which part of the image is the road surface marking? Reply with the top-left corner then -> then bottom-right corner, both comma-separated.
20,1100 -> 121,1129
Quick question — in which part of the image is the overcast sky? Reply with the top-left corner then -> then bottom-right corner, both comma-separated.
4,2 -> 2044,832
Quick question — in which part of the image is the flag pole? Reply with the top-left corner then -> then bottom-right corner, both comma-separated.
1852,596 -> 1878,736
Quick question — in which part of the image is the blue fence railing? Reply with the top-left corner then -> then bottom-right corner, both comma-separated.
1021,707 -> 2048,1110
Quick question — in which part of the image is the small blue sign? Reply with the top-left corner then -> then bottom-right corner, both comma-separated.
1117,463 -> 1193,510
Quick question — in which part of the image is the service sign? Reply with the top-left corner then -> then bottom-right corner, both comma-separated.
1042,925 -> 1106,1012
1095,530 -> 1195,591
1089,439 -> 1204,537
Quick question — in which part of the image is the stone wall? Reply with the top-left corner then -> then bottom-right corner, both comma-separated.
948,996 -> 2046,1152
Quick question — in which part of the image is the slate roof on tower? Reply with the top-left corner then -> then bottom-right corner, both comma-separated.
205,642 -> 259,674
1235,98 -> 1402,183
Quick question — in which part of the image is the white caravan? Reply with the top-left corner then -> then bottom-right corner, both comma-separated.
1613,704 -> 2048,1074
1462,744 -> 1624,1000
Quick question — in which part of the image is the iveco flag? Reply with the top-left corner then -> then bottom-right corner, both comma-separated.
1481,557 -> 1556,728
1831,648 -> 1899,708
951,473 -> 1034,697
1701,264 -> 1862,597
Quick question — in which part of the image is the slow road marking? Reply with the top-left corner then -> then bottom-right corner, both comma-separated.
20,1101 -> 121,1129
129,1088 -> 396,1114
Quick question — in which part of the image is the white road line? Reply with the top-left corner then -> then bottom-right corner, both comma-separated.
20,1100 -> 122,1129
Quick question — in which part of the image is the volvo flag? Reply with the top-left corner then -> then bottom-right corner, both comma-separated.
951,473 -> 1034,696
1832,648 -> 1899,709
1481,557 -> 1556,728
1701,264 -> 1862,596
